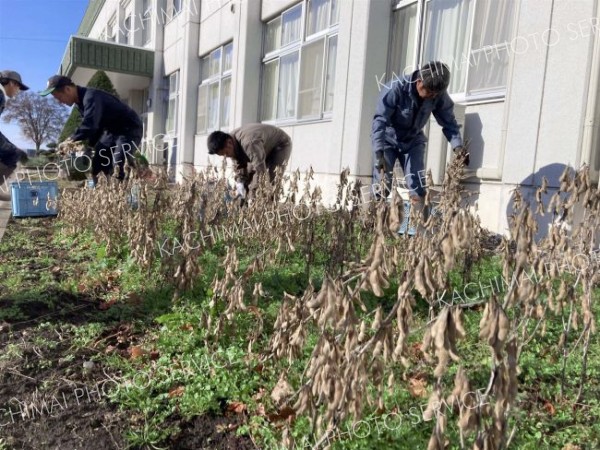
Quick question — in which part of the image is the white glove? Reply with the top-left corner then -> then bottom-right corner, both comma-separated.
58,138 -> 84,155
236,181 -> 246,198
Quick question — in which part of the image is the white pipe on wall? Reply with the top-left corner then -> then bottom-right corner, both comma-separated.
579,0 -> 600,182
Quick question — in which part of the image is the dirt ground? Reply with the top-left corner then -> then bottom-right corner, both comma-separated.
0,218 -> 256,450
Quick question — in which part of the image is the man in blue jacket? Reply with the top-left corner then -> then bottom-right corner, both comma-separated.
0,70 -> 29,201
41,75 -> 142,184
371,61 -> 467,211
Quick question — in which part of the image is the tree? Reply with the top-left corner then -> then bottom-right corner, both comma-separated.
58,70 -> 119,142
2,92 -> 69,152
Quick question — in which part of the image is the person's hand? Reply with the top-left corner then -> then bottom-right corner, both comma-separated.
453,146 -> 470,166
58,138 -> 85,155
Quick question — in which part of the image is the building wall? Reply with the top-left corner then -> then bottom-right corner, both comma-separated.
77,0 -> 600,236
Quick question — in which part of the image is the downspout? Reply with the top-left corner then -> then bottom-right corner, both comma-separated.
579,0 -> 600,181
338,0 -> 355,174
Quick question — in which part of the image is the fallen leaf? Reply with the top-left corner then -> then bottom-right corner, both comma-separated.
180,323 -> 194,331
271,376 -> 294,406
408,377 -> 428,398
149,350 -> 160,361
130,346 -> 145,359
267,406 -> 296,422
543,401 -> 556,415
105,345 -> 116,354
227,401 -> 247,414
168,386 -> 185,398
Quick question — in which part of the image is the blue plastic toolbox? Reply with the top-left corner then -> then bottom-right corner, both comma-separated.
10,181 -> 59,217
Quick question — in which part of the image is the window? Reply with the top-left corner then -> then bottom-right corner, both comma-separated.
166,72 -> 179,135
122,15 -> 132,44
388,0 -> 516,100
197,43 -> 233,134
142,0 -> 152,44
167,0 -> 183,21
105,15 -> 116,42
261,0 -> 339,122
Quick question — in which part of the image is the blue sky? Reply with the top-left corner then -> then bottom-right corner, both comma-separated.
0,0 -> 89,148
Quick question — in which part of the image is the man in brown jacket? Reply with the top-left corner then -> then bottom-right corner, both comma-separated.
207,123 -> 292,197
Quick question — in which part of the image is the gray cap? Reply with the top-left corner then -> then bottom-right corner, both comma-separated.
0,70 -> 29,91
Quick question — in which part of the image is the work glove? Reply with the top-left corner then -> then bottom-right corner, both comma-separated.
453,146 -> 470,166
58,138 -> 85,156
375,150 -> 385,172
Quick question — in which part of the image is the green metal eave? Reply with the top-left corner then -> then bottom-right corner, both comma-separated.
77,0 -> 106,37
60,36 -> 155,78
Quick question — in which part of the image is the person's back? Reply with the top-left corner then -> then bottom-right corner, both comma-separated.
72,86 -> 142,145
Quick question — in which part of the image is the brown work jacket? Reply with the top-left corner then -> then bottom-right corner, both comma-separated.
230,123 -> 292,189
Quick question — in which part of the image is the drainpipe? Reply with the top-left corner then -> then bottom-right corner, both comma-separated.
580,0 -> 600,181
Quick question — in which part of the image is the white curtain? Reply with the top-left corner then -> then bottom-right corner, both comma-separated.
282,5 -> 302,46
220,77 -> 231,129
207,82 -> 219,129
324,35 -> 338,112
261,61 -> 279,120
209,48 -> 222,77
467,0 -> 516,94
389,3 -> 418,79
277,51 -> 299,119
422,0 -> 475,94
223,43 -> 233,72
265,18 -> 281,54
299,39 -> 325,118
307,0 -> 330,36
197,84 -> 207,133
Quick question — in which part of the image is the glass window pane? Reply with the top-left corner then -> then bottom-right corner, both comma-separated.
167,98 -> 177,133
207,82 -> 220,129
197,84 -> 207,133
209,48 -> 222,77
142,0 -> 152,44
123,16 -> 131,44
389,3 -> 418,80
307,0 -> 330,36
282,4 -> 302,46
467,46 -> 510,94
223,43 -> 233,72
298,39 -> 325,118
261,60 -> 279,120
324,35 -> 338,112
169,72 -> 178,94
265,17 -> 281,54
472,0 -> 516,47
173,0 -> 182,15
277,51 -> 299,119
201,56 -> 210,81
331,0 -> 340,25
466,0 -> 516,95
422,0 -> 475,94
221,77 -> 231,129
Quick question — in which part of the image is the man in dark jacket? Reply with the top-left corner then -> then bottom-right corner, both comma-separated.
207,123 -> 292,197
0,70 -> 29,201
41,75 -> 142,184
371,61 -> 467,209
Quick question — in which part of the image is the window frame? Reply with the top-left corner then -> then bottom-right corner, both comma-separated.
106,14 -> 117,42
260,0 -> 340,126
390,0 -> 517,103
167,0 -> 183,23
166,71 -> 180,137
196,42 -> 234,135
142,0 -> 152,45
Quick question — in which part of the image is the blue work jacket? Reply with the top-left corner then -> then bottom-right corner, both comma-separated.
371,71 -> 463,153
